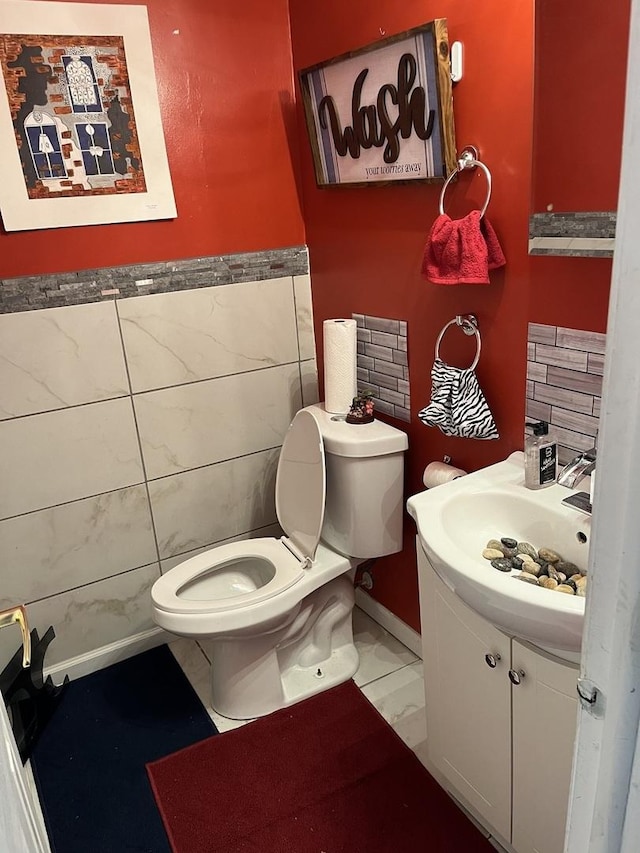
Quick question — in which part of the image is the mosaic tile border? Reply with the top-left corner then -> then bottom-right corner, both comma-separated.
353,313 -> 410,422
529,212 -> 616,239
0,245 -> 309,314
528,212 -> 616,258
526,322 -> 605,465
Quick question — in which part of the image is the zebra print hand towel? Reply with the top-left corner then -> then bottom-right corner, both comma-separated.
418,358 -> 499,439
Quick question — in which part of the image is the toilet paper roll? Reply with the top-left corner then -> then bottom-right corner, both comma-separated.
423,461 -> 467,488
324,318 -> 357,414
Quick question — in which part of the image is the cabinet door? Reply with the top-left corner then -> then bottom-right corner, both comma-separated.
511,639 -> 579,853
418,544 -> 512,841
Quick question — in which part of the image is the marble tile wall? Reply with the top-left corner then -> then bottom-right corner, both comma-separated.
526,323 -> 605,464
0,270 -> 318,672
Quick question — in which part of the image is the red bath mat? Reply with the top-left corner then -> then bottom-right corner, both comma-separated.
147,680 -> 494,853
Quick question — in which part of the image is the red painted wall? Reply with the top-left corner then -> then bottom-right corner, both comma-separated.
289,0 -> 536,631
528,0 -> 628,335
528,256 -> 611,334
533,0 -> 630,213
2,0 -> 619,632
0,0 -> 305,279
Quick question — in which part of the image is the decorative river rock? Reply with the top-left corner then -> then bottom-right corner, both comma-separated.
481,536 -> 587,597
482,548 -> 504,561
491,558 -> 514,572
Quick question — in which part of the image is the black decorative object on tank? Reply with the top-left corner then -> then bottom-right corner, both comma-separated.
346,390 -> 375,424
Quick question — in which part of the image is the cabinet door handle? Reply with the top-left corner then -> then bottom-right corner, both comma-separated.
484,653 -> 501,668
509,668 -> 526,685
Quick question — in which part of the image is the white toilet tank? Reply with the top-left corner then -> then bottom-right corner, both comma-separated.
307,404 -> 408,559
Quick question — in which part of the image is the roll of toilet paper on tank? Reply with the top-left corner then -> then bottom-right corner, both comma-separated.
423,461 -> 467,488
323,318 -> 357,414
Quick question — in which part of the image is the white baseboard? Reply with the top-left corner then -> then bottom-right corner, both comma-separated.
45,627 -> 170,683
355,589 -> 422,658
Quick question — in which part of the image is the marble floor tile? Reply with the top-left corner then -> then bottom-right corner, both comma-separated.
413,738 -> 430,770
207,707 -> 255,734
352,607 -> 418,687
360,661 -> 427,754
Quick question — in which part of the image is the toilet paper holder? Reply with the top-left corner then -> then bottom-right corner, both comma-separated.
422,458 -> 468,488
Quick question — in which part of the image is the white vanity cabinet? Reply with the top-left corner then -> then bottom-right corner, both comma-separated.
417,541 -> 579,853
510,639 -> 578,853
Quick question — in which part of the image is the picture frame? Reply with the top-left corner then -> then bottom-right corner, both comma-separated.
0,1 -> 176,232
299,19 -> 456,188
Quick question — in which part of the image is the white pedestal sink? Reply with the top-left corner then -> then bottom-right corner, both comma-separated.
407,451 -> 589,656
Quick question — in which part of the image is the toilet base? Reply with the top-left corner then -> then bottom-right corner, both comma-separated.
209,575 -> 358,720
280,641 -> 359,709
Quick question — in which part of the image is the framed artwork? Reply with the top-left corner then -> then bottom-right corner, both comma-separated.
0,1 -> 176,231
299,19 -> 456,188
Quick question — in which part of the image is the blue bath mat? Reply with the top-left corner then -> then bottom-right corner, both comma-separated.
31,643 -> 218,853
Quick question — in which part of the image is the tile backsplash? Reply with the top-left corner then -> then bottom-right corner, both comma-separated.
353,313 -> 410,422
526,323 -> 605,464
528,212 -> 615,258
0,245 -> 308,313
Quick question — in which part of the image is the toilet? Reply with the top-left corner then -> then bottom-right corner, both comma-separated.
151,403 -> 408,720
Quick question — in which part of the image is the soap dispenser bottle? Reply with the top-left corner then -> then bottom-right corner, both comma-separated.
524,421 -> 557,489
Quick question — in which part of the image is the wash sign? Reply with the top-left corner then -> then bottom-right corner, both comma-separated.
299,19 -> 456,187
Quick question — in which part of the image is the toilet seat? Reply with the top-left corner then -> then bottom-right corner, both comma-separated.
152,409 -> 328,619
151,537 -> 305,615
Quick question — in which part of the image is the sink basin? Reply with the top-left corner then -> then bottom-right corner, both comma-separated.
407,452 -> 590,656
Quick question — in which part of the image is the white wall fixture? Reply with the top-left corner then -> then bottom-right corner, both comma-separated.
450,41 -> 463,83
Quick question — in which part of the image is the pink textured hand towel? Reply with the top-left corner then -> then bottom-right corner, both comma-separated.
421,210 -> 506,285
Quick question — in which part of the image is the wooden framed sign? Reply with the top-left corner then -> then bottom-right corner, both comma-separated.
299,19 -> 456,187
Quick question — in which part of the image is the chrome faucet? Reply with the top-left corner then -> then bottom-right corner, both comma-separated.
557,435 -> 597,489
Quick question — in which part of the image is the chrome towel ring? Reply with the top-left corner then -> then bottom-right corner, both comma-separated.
439,145 -> 493,219
435,314 -> 481,370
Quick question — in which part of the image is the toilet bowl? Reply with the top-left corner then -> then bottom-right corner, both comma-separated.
151,403 -> 407,719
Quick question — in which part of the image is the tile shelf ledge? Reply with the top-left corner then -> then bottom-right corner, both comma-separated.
528,211 -> 616,258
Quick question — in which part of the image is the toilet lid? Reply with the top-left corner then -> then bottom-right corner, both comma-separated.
275,409 -> 326,562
